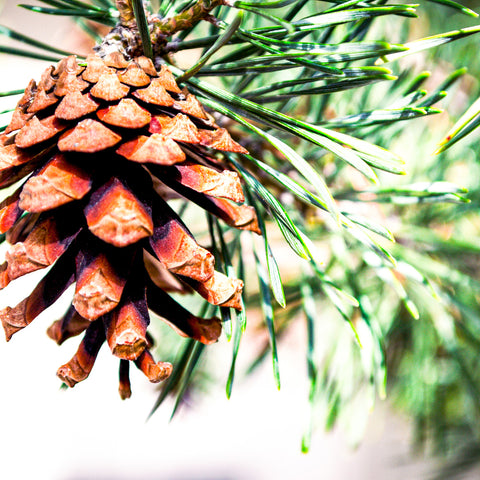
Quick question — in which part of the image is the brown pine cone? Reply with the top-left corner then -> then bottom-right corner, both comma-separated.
0,52 -> 258,397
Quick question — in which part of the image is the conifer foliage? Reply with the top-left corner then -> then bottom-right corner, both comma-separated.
1,0 -> 480,463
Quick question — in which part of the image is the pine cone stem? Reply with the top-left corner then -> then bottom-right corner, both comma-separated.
99,0 -> 229,60
151,0 -> 229,40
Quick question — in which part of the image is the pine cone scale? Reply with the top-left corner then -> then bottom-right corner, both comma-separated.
58,119 -> 122,152
55,92 -> 100,121
96,99 -> 152,129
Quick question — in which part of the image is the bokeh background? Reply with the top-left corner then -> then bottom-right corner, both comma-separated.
1,1 -> 480,479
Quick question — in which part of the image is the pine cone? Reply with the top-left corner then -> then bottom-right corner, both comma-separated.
0,52 -> 258,397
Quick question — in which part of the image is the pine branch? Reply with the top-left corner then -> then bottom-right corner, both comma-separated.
2,1 -> 480,470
